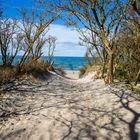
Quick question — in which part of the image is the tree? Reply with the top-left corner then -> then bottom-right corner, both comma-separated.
0,19 -> 22,66
36,0 -> 128,83
131,0 -> 140,16
78,25 -> 107,78
78,28 -> 103,63
47,35 -> 57,66
57,0 -> 126,83
17,8 -> 60,70
114,9 -> 140,85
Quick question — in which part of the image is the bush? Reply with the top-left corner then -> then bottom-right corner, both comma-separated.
114,66 -> 128,81
114,64 -> 140,83
0,66 -> 16,84
18,59 -> 53,75
0,58 -> 58,83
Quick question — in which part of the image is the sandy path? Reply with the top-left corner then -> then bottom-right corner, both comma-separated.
0,72 -> 140,140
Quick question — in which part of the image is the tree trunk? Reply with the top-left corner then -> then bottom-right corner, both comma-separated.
106,53 -> 114,84
102,61 -> 106,78
102,48 -> 107,79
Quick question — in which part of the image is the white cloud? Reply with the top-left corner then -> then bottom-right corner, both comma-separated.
45,24 -> 86,57
0,20 -> 86,57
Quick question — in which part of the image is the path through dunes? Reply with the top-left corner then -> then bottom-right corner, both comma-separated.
0,72 -> 140,140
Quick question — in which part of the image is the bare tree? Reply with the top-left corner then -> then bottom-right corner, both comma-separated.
35,0 -> 127,83
78,28 -> 103,62
47,35 -> 57,66
17,8 -> 60,70
79,27 -> 108,78
57,0 -> 127,83
0,19 -> 21,66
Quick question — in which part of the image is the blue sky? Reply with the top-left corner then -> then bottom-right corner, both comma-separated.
2,0 -> 35,19
1,0 -> 86,57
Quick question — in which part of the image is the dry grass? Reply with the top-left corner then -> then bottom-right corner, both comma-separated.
20,59 -> 67,77
0,66 -> 16,84
19,59 -> 51,74
15,59 -> 54,80
0,59 -> 66,83
79,64 -> 102,79
79,66 -> 87,78
54,67 -> 66,76
0,59 -> 52,84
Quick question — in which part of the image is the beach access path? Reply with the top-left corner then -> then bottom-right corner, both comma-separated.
0,71 -> 140,140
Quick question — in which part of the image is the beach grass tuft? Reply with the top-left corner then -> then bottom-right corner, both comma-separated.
0,66 -> 16,84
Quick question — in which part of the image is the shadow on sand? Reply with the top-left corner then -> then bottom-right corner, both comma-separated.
0,77 -> 140,140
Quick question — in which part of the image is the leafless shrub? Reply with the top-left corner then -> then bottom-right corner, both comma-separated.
16,8 -> 59,71
46,35 -> 57,66
0,19 -> 21,67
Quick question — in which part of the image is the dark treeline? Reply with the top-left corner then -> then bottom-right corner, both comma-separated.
0,0 -> 140,85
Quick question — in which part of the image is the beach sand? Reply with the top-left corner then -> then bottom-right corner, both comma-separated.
65,70 -> 79,79
0,71 -> 140,140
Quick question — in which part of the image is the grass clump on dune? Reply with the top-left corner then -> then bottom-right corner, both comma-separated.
0,59 -> 55,84
79,65 -> 87,78
79,64 -> 102,79
0,66 -> 16,84
54,67 -> 66,76
0,58 -> 66,84
19,59 -> 53,75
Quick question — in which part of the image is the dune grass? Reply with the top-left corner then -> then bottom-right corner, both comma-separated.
0,60 -> 51,84
0,66 -> 16,84
79,64 -> 102,78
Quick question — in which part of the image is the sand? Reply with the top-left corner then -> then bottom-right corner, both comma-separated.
65,70 -> 79,79
0,70 -> 140,140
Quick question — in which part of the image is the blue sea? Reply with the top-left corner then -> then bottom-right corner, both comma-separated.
0,56 -> 88,70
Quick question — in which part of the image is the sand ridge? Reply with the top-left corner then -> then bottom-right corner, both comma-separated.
0,71 -> 140,140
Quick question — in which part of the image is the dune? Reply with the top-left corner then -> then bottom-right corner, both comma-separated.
0,71 -> 140,140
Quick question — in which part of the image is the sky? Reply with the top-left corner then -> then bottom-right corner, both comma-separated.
1,0 -> 87,57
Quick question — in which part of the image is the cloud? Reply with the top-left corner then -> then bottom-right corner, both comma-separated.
0,20 -> 86,57
57,41 -> 78,46
45,24 -> 86,57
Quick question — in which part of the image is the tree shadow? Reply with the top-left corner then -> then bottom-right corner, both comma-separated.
110,89 -> 140,140
0,79 -> 140,140
0,128 -> 26,140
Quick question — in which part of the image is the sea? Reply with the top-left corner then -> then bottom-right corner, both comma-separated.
0,56 -> 88,71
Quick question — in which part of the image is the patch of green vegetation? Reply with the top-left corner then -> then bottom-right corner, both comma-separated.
114,66 -> 128,81
126,83 -> 140,99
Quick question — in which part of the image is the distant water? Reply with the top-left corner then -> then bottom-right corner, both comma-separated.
0,56 -> 88,70
51,57 -> 87,70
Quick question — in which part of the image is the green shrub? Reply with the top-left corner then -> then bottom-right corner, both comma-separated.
114,66 -> 127,81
